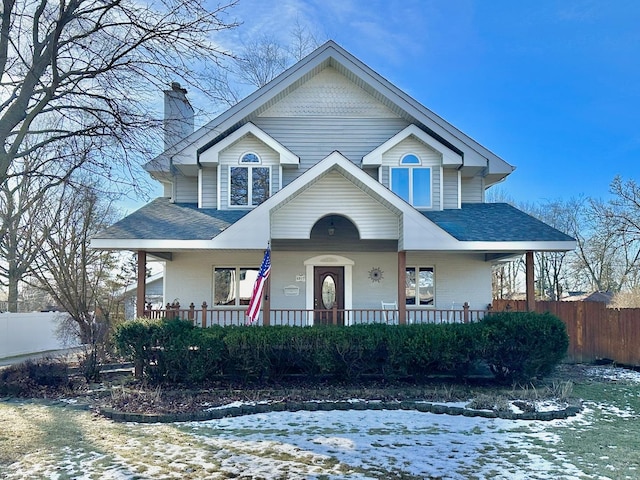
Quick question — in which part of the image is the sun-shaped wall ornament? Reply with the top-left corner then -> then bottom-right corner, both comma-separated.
368,267 -> 384,283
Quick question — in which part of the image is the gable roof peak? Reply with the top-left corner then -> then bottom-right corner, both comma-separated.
147,39 -> 514,185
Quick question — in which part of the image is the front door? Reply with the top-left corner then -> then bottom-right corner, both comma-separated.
314,266 -> 344,325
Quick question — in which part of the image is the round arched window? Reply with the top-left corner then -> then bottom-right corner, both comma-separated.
400,153 -> 420,165
240,152 -> 261,164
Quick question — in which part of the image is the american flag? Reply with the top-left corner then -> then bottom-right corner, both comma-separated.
246,248 -> 271,324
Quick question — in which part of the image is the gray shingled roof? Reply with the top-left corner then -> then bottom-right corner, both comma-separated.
422,203 -> 575,242
94,198 -> 249,240
96,199 -> 573,243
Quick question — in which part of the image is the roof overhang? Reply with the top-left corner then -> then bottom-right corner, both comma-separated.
90,239 -> 216,251
362,124 -> 462,167
196,122 -> 299,167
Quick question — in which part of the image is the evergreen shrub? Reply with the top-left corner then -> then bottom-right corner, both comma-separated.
480,311 -> 569,383
113,311 -> 569,385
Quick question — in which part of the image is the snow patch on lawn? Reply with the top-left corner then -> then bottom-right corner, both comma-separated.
585,365 -> 640,383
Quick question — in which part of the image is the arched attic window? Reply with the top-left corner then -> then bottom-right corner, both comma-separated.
390,153 -> 432,208
230,152 -> 270,207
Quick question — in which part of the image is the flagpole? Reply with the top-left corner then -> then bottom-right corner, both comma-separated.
246,244 -> 271,325
263,272 -> 271,327
263,242 -> 271,325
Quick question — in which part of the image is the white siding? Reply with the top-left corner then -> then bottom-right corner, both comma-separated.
256,117 -> 409,186
163,251 -> 491,314
271,170 -> 399,240
164,250 -> 269,308
405,252 -> 492,310
381,136 -> 442,210
260,67 -> 400,119
461,176 -> 484,203
442,168 -> 460,209
174,174 -> 198,203
269,251 -> 398,310
199,167 -> 217,208
257,67 -> 407,186
218,134 -> 281,209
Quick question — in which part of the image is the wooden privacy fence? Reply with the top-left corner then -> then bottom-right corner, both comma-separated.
492,299 -> 640,366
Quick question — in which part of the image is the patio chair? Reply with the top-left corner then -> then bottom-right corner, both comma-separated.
381,301 -> 398,324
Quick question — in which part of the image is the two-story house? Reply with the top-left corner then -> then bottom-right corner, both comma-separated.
92,41 -> 575,325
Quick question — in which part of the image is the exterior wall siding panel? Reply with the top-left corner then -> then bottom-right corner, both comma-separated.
461,176 -> 484,203
165,250 -> 270,309
174,174 -> 198,203
442,168 -> 460,209
271,170 -> 399,239
406,252 -> 491,311
163,251 -> 491,314
200,167 -> 217,208
255,117 -> 409,186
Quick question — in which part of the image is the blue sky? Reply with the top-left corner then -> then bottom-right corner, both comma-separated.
136,0 -> 640,210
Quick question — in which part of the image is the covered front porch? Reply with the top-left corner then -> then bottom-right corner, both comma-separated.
132,236 -> 501,322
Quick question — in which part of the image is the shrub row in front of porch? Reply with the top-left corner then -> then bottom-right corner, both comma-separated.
114,312 -> 568,385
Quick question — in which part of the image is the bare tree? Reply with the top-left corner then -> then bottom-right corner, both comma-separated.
576,177 -> 640,292
492,257 -> 525,300
29,183 -> 121,343
208,26 -> 325,106
610,287 -> 640,308
487,191 -> 579,300
530,200 -> 581,299
0,152 -> 68,311
287,17 -> 322,61
234,35 -> 289,88
0,0 -> 239,188
608,176 -> 640,237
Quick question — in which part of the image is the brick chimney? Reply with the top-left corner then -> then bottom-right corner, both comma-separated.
164,82 -> 194,150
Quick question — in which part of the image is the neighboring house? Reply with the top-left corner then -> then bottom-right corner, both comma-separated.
563,291 -> 613,304
92,41 -> 575,325
121,272 -> 165,320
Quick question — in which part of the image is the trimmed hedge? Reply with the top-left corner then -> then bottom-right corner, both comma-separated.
480,311 -> 569,383
113,312 -> 568,385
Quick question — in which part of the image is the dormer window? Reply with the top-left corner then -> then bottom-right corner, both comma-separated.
230,152 -> 270,207
390,153 -> 431,208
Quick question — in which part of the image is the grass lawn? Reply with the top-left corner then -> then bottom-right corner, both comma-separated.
0,365 -> 639,479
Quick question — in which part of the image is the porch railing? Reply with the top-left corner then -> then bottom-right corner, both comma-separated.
144,301 -> 487,327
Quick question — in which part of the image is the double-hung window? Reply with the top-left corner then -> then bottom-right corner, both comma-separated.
390,153 -> 431,208
405,266 -> 434,305
230,152 -> 270,207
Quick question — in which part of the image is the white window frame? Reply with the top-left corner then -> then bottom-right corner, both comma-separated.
240,151 -> 261,164
228,163 -> 271,208
405,265 -> 435,307
390,153 -> 432,208
213,266 -> 259,307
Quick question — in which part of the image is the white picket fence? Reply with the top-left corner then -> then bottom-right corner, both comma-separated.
0,312 -> 78,359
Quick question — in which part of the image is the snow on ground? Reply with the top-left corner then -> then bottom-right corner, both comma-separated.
183,408 -> 588,479
4,365 -> 640,479
585,365 -> 640,383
